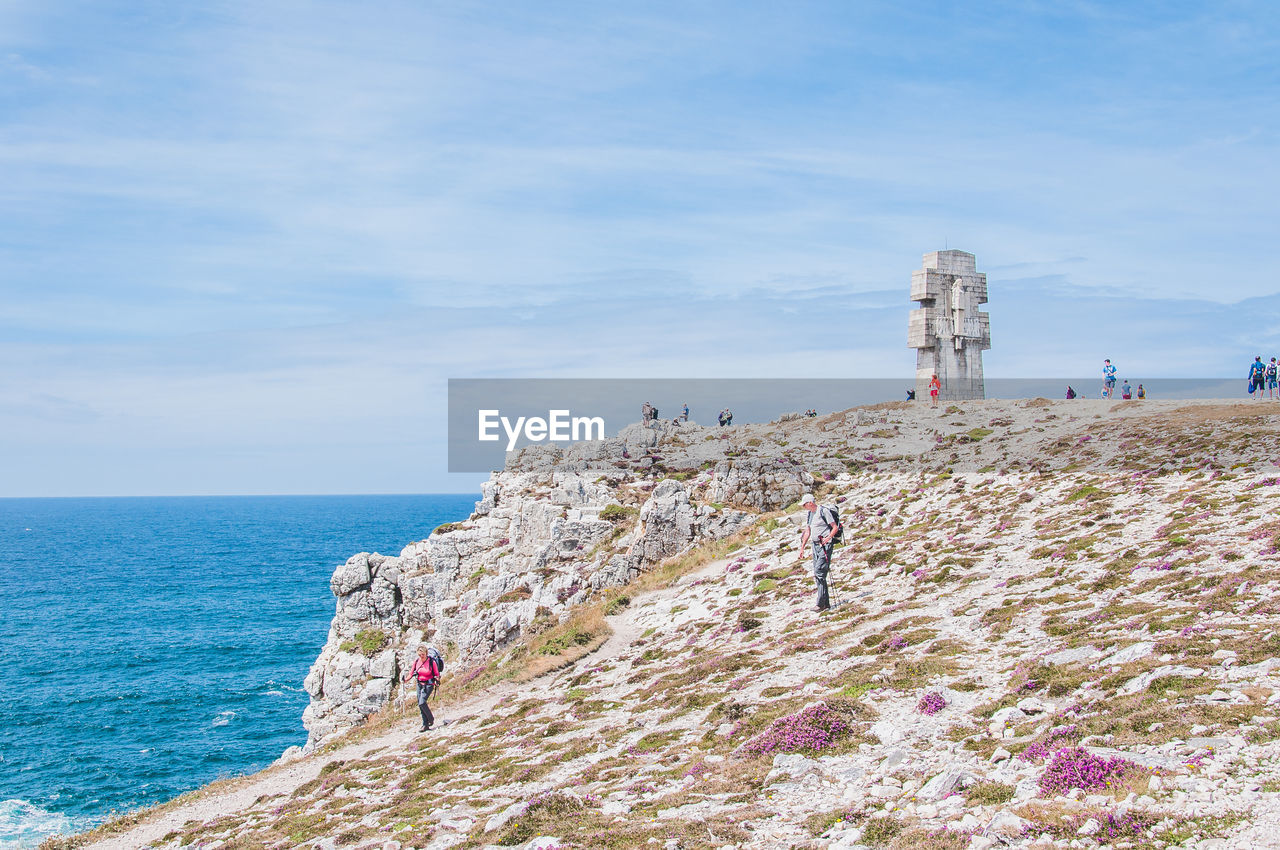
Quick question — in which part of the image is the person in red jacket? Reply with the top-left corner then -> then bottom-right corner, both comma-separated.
403,645 -> 440,732
928,374 -> 941,408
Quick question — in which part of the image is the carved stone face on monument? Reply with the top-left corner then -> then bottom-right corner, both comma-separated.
907,250 -> 991,401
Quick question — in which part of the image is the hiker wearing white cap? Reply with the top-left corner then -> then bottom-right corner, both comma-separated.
798,493 -> 841,612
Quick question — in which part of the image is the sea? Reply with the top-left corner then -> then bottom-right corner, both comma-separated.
0,493 -> 476,849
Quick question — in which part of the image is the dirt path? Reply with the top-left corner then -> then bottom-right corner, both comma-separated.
84,556 -> 730,850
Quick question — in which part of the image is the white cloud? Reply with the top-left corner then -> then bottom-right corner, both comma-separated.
1,1 -> 1278,493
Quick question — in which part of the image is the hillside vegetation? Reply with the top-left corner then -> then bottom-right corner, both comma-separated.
61,399 -> 1280,850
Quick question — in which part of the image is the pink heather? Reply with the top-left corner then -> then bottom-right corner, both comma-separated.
1038,747 -> 1138,795
740,703 -> 853,757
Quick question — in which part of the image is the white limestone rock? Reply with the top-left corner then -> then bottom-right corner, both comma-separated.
485,801 -> 528,834
918,768 -> 974,801
1099,641 -> 1154,667
985,810 -> 1026,836
870,720 -> 904,745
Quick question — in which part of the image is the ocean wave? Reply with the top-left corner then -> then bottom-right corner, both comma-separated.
0,799 -> 82,848
263,680 -> 304,694
211,711 -> 236,728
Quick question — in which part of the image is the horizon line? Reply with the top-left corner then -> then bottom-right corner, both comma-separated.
0,492 -> 481,501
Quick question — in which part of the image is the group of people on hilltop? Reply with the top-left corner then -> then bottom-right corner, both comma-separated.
637,402 -> 700,426
1248,357 -> 1280,399
717,409 -> 734,426
1064,359 -> 1145,401
803,409 -> 819,418
1098,359 -> 1144,399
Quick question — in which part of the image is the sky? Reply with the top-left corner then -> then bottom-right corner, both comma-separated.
2,0 -> 1279,496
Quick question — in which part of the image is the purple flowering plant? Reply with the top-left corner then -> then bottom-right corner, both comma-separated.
1018,724 -> 1083,763
739,702 -> 855,757
1038,747 -> 1140,795
916,691 -> 947,715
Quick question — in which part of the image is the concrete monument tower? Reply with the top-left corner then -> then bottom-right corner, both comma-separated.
907,250 -> 991,400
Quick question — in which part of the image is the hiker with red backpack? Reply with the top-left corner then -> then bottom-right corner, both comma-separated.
799,493 -> 842,613
403,645 -> 443,732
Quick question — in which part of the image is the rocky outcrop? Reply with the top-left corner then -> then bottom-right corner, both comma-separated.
300,416 -> 837,749
300,462 -> 759,749
706,458 -> 814,512
630,479 -> 752,562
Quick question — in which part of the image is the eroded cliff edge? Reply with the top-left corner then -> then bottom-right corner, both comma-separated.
298,417 -> 821,749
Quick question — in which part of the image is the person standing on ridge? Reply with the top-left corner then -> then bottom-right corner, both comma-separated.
798,493 -> 840,613
1250,357 -> 1266,399
929,374 -> 941,408
682,403 -> 689,421
1121,380 -> 1132,400
1102,359 -> 1117,398
402,645 -> 441,732
1268,359 -> 1278,400
1137,384 -> 1146,399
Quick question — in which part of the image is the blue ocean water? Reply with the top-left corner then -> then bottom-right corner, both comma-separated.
0,494 -> 475,849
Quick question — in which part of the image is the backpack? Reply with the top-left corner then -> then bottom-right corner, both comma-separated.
1268,364 -> 1276,379
812,504 -> 844,546
418,648 -> 444,682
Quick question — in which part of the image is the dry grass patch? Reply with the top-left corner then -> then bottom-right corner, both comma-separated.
444,605 -> 612,703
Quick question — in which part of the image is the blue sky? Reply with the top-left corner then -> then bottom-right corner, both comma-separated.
2,1 -> 1278,496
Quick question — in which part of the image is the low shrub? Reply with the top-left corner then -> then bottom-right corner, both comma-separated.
739,702 -> 857,757
965,780 -> 1014,805
495,791 -> 596,845
1019,724 -> 1082,763
599,504 -> 639,522
339,629 -> 389,657
1038,747 -> 1141,795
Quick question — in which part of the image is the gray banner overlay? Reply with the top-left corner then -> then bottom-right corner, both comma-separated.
448,378 -> 1242,472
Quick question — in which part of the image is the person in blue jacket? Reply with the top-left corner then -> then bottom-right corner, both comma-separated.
1250,356 -> 1267,399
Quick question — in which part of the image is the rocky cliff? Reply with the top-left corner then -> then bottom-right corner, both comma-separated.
299,420 -> 816,749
